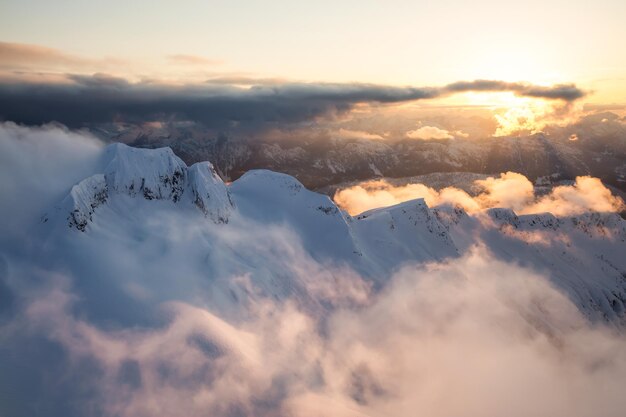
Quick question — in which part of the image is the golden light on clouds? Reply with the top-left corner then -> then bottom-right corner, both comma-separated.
334,174 -> 625,217
493,97 -> 552,136
442,91 -> 584,137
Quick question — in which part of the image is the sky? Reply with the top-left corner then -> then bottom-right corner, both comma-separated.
0,0 -> 625,141
0,0 -> 625,103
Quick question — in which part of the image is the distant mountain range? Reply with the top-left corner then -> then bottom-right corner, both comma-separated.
93,111 -> 626,194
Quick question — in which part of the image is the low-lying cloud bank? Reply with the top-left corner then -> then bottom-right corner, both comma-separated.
0,73 -> 585,128
405,125 -> 469,140
0,122 -> 103,243
4,249 -> 626,417
334,172 -> 626,216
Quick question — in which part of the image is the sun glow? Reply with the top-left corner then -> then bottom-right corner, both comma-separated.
493,99 -> 552,136
456,92 -> 560,136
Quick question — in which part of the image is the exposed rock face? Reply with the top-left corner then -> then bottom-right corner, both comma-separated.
103,143 -> 187,202
65,174 -> 108,232
188,162 -> 233,223
60,143 -> 234,230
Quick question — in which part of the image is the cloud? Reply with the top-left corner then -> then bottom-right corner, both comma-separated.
334,179 -> 481,215
0,78 -> 425,128
5,248 -> 626,417
334,172 -> 625,216
473,171 -> 535,212
204,76 -> 289,86
444,80 -> 586,101
406,125 -> 454,140
525,176 -> 626,216
167,54 -> 222,66
0,122 -> 103,243
0,41 -> 90,69
0,43 -> 588,137
335,128 -> 384,140
0,71 -> 587,129
0,41 -> 124,72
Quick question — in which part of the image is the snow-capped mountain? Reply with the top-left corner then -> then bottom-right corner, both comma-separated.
43,143 -> 626,324
4,131 -> 626,417
50,143 -> 234,231
97,117 -> 626,193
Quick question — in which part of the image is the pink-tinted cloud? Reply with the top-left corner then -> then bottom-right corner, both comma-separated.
13,249 -> 626,417
334,172 -> 625,216
406,125 -> 457,140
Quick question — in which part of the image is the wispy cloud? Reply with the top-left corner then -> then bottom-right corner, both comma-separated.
406,125 -> 459,140
334,172 -> 625,216
0,41 -> 125,71
167,54 -> 222,66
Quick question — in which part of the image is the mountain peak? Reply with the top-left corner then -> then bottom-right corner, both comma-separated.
57,144 -> 235,230
103,143 -> 187,202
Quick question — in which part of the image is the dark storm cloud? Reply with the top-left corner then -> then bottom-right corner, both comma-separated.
444,80 -> 586,101
0,74 -> 586,128
0,77 -> 436,128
